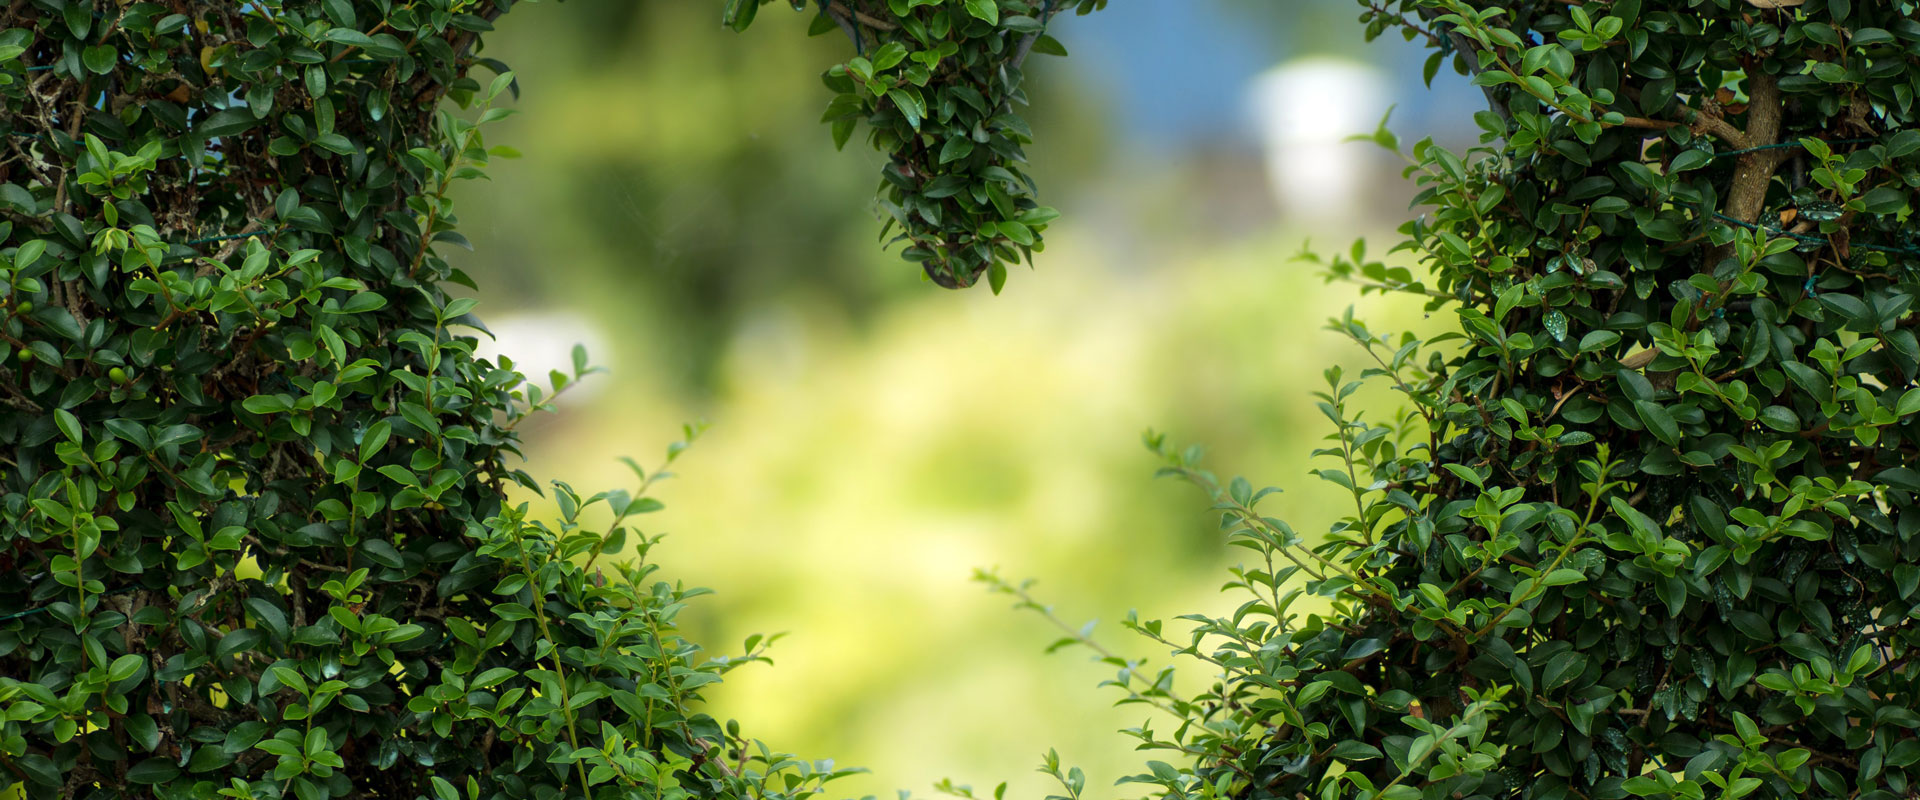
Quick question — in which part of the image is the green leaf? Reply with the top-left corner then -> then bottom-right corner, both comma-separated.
243,394 -> 292,414
1441,463 -> 1486,489
472,667 -> 518,689
153,424 -> 203,449
1328,740 -> 1383,761
126,759 -> 181,784
359,420 -> 392,462
125,714 -> 162,752
964,0 -> 999,24
195,108 -> 260,140
12,239 -> 46,270
1542,651 -> 1586,688
1633,400 -> 1680,445
107,653 -> 145,682
31,306 -> 83,341
322,28 -> 376,48
723,0 -> 759,31
53,408 -> 81,444
1609,496 -> 1664,541
247,598 -> 291,640
939,136 -> 975,164
1897,388 -> 1920,418
271,666 -> 309,694
1670,148 -> 1712,172
1540,568 -> 1586,586
82,45 -> 116,75
871,42 -> 908,72
441,297 -> 480,319
306,727 -> 329,757
187,744 -> 234,773
328,606 -> 362,634
1029,33 -> 1075,56
888,89 -> 925,130
361,538 -> 404,569
255,738 -> 302,758
341,292 -> 387,313
213,629 -> 266,660
487,71 -> 517,102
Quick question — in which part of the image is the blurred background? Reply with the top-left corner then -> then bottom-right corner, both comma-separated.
452,2 -> 1480,798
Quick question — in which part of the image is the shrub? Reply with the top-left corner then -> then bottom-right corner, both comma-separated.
727,0 -> 1105,292
0,0 -> 1093,798
987,2 -> 1920,800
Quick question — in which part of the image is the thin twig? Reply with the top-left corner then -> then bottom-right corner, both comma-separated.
825,1 -> 896,31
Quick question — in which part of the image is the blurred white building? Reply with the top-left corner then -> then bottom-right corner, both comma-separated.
1248,58 -> 1393,225
469,309 -> 611,406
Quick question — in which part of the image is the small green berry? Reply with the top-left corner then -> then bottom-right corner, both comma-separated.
108,367 -> 129,384
14,300 -> 32,314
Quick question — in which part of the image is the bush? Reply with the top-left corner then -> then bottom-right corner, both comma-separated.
728,0 -> 1104,292
0,1 -> 1093,798
988,2 -> 1920,800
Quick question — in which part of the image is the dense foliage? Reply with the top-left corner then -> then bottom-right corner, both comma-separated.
728,0 -> 1103,291
987,2 -> 1920,800
0,0 -> 1074,796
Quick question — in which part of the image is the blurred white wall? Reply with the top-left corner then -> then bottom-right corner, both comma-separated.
471,309 -> 612,405
1248,57 -> 1391,226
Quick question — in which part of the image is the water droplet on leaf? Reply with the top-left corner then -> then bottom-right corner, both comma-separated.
1545,310 -> 1569,340
1800,201 -> 1843,223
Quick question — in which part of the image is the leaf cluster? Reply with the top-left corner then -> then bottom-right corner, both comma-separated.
728,0 -> 1103,292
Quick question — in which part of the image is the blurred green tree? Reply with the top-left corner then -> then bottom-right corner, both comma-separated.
461,1 -> 1104,391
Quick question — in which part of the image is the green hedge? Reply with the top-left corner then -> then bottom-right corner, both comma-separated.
0,0 -> 1101,794
0,0 -> 1101,797
988,2 -> 1920,800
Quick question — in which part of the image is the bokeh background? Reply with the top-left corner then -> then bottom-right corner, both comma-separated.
451,2 -> 1480,798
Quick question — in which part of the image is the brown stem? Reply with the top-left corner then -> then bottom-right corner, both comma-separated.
0,0 -> 27,28
1617,115 -> 1679,132
1010,2 -> 1068,71
50,100 -> 83,215
1619,112 -> 1751,151
1723,70 -> 1785,225
826,1 -> 897,31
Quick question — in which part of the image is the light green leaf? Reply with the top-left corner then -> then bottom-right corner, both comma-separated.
964,0 -> 999,25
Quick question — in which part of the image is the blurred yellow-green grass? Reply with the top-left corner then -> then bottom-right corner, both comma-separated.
478,229 -> 1435,799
